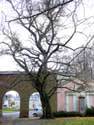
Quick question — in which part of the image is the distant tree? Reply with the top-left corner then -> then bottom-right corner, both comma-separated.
77,46 -> 94,79
68,42 -> 94,91
0,0 -> 90,118
8,99 -> 15,108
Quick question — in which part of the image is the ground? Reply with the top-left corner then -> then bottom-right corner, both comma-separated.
0,117 -> 94,125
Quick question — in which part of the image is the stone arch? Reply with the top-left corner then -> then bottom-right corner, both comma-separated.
0,86 -> 10,117
0,72 -> 57,118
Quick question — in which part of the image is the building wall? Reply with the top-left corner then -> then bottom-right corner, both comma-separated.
57,82 -> 75,111
57,82 -> 94,112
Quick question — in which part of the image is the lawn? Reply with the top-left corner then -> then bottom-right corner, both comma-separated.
1,116 -> 94,125
40,117 -> 94,125
3,108 -> 19,113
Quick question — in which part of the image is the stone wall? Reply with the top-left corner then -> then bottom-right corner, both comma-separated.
0,72 -> 57,117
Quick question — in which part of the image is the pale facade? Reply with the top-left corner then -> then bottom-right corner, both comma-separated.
57,82 -> 94,112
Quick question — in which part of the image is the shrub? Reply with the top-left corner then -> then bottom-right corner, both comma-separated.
53,111 -> 81,117
86,107 -> 94,116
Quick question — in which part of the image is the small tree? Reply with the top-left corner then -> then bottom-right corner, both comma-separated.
8,99 -> 15,108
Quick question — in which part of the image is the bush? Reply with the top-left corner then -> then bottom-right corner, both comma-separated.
86,107 -> 94,116
53,111 -> 81,117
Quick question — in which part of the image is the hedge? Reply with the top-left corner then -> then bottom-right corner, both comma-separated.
53,111 -> 81,117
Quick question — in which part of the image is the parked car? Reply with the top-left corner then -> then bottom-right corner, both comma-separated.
31,108 -> 43,117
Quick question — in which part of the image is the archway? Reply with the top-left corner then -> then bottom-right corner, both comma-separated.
0,72 -> 57,118
2,90 -> 20,119
29,92 -> 43,117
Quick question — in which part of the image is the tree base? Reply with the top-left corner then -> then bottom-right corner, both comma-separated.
40,113 -> 54,119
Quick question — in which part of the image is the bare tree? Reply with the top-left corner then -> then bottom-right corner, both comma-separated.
72,44 -> 94,81
64,39 -> 94,93
0,0 -> 87,118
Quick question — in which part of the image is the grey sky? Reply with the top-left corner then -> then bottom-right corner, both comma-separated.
0,0 -> 94,71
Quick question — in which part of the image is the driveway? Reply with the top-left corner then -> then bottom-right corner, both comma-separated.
3,112 -> 20,120
2,111 -> 35,119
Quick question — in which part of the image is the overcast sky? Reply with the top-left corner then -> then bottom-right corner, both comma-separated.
0,0 -> 94,71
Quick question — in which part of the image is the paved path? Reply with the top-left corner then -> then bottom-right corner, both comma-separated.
1,112 -> 43,125
0,118 -> 41,125
0,113 -> 42,125
14,119 -> 41,125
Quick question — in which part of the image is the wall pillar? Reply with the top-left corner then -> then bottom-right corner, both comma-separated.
50,93 -> 57,112
73,94 -> 77,111
0,96 -> 3,117
66,94 -> 69,111
20,95 -> 29,118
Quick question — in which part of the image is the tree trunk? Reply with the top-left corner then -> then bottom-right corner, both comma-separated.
39,91 -> 54,119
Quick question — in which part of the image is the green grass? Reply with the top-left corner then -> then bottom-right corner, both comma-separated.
39,117 -> 94,125
63,117 -> 94,125
3,108 -> 19,113
2,116 -> 94,125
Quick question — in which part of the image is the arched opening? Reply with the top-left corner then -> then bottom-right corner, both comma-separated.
29,92 -> 43,117
2,90 -> 20,119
